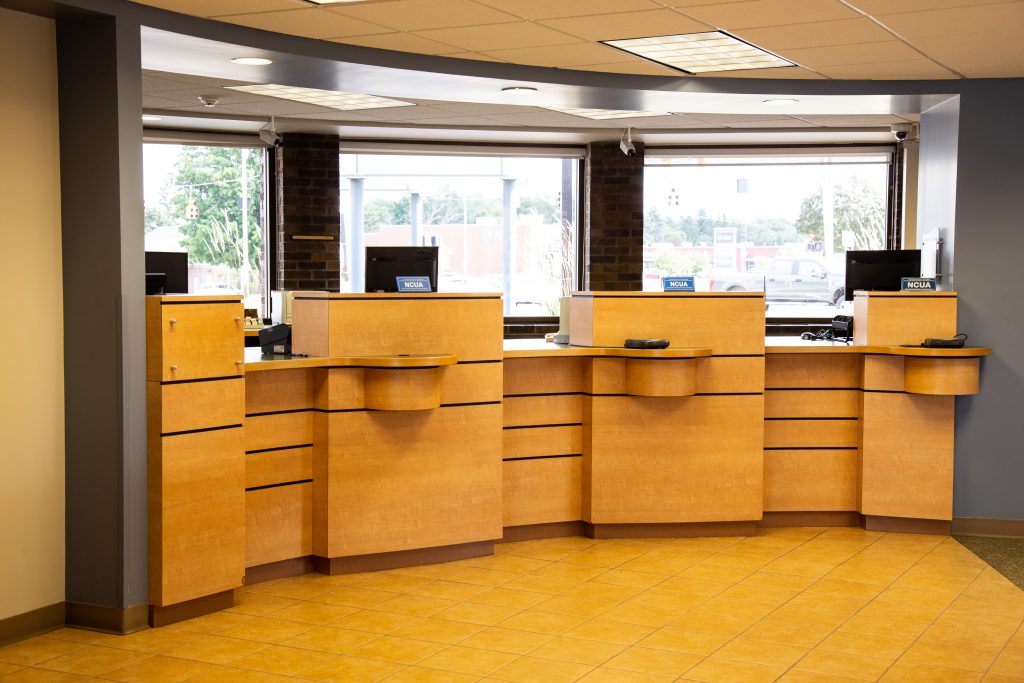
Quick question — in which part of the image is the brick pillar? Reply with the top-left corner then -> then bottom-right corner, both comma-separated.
276,133 -> 341,290
584,141 -> 645,291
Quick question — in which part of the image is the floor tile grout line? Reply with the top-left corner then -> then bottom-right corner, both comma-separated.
672,526 -> 890,679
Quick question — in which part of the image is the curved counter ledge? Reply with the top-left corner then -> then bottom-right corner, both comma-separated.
244,347 -> 458,371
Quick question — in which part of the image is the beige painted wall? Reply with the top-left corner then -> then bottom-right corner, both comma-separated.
0,8 -> 65,621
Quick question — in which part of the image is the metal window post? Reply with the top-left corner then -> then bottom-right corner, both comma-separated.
349,177 -> 365,292
502,177 -> 516,315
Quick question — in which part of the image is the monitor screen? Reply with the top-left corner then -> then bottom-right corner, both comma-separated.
145,251 -> 188,294
844,249 -> 921,301
365,246 -> 439,293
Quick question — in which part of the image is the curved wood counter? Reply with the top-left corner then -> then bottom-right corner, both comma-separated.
147,291 -> 991,627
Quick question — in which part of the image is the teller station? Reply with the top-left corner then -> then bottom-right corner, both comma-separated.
145,291 -> 988,625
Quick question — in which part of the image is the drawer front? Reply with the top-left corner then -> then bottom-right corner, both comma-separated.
503,395 -> 582,428
765,354 -> 861,389
159,302 -> 244,381
246,483 -> 312,568
247,447 -> 313,489
245,412 -> 314,453
503,457 -> 582,527
157,378 -> 244,434
764,419 -> 859,449
504,425 -> 582,459
504,358 -> 584,395
765,390 -> 859,419
764,450 -> 859,512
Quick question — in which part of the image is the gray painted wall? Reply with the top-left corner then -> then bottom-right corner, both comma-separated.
948,81 -> 1024,520
57,14 -> 147,610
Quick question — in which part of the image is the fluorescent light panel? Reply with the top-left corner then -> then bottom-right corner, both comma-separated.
603,31 -> 793,74
225,84 -> 413,111
542,105 -> 666,120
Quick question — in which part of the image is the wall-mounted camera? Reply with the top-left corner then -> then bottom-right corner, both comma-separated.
619,127 -> 636,156
891,123 -> 914,142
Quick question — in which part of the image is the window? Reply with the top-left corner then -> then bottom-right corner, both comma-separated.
644,148 -> 894,318
339,151 -> 580,316
143,143 -> 268,312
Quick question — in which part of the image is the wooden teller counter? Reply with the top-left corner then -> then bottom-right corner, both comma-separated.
144,290 -> 989,625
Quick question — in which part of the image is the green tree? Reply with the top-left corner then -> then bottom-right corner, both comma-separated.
166,146 -> 264,277
363,196 -> 409,233
797,176 -> 886,252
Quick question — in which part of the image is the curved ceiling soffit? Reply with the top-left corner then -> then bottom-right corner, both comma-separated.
125,0 -> 962,117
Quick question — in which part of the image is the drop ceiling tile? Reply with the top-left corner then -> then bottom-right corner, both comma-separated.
706,66 -> 825,78
677,0 -> 860,30
849,0 -> 1015,12
795,114 -> 914,126
723,118 -> 822,127
481,42 -> 633,67
817,59 -> 959,80
682,112 -> 795,124
539,9 -> 712,41
331,0 -> 519,31
289,111 -> 392,122
351,105 -> 466,120
417,101 -> 531,115
141,89 -> 273,106
876,2 -> 1024,38
437,51 -> 508,61
413,21 -> 581,51
483,111 -> 616,126
474,0 -> 663,20
172,100 -> 341,115
779,40 -> 923,67
143,71 -> 253,89
331,32 -> 464,54
215,8 -> 391,39
375,114 -> 512,126
911,28 -> 1024,76
735,17 -> 893,49
567,60 -> 683,76
134,0 -> 307,16
143,94 -> 192,108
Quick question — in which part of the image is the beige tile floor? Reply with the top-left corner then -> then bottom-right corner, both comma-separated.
2,528 -> 1024,682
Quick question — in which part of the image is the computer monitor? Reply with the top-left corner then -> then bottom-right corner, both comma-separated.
844,249 -> 921,301
145,251 -> 188,294
365,246 -> 439,293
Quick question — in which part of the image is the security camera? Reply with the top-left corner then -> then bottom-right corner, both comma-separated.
258,116 -> 281,147
620,127 -> 636,156
891,123 -> 913,141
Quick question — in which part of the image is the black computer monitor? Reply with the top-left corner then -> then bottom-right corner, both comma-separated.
145,251 -> 189,294
844,249 -> 921,301
365,246 -> 439,293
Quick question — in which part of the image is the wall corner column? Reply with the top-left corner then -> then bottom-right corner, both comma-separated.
583,141 -> 645,292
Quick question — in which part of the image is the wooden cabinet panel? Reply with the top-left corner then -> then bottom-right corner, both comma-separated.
318,404 -> 502,557
861,393 -> 954,520
764,450 -> 859,511
246,483 -> 312,568
765,390 -> 859,418
149,427 -> 245,606
441,362 -> 503,405
504,425 -> 582,459
245,412 -> 314,452
154,378 -> 243,434
863,355 -> 904,392
504,357 -> 583,395
503,395 -> 582,427
148,300 -> 244,382
853,292 -> 957,346
696,356 -> 765,394
765,354 -> 861,389
247,447 -> 313,489
246,369 -> 315,414
503,458 -> 582,527
587,395 -> 764,523
764,419 -> 859,449
904,358 -> 980,395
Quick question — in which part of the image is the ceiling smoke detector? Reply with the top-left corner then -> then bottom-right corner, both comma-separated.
197,95 -> 220,108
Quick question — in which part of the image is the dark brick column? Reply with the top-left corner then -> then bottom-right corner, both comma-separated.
276,133 -> 341,290
583,141 -> 645,291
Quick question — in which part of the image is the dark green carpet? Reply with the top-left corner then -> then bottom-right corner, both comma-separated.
954,535 -> 1024,590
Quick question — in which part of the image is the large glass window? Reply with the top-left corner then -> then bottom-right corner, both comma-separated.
339,152 -> 579,316
644,149 -> 893,318
143,143 -> 267,311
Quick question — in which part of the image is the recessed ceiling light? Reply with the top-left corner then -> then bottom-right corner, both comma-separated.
542,105 -> 666,120
141,115 -> 162,122
603,31 -> 793,74
226,84 -> 413,111
501,86 -> 538,95
763,98 -> 799,106
231,57 -> 273,66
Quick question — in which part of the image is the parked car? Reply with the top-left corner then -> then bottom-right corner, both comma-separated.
711,257 -> 845,305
